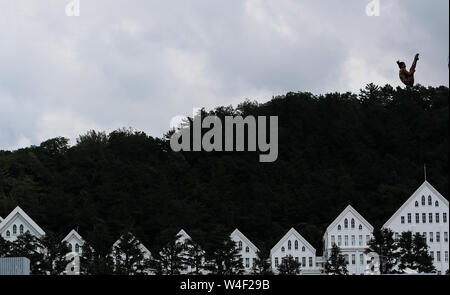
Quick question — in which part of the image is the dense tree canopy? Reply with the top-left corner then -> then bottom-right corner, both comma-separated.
0,84 -> 448,256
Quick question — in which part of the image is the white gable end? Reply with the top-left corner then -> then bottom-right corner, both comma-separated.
0,206 -> 45,242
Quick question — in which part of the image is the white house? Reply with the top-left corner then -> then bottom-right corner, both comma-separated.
0,206 -> 45,242
230,229 -> 259,273
323,205 -> 374,275
176,229 -> 206,274
383,181 -> 449,275
62,229 -> 85,275
112,233 -> 152,261
270,228 -> 319,274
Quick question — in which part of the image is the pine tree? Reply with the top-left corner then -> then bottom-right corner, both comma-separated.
40,231 -> 71,275
277,255 -> 301,275
366,228 -> 399,274
205,238 -> 244,275
112,233 -> 151,275
251,250 -> 273,275
325,244 -> 348,275
412,233 -> 435,273
184,238 -> 205,275
398,231 -> 435,273
80,241 -> 114,275
0,235 -> 12,257
152,234 -> 187,275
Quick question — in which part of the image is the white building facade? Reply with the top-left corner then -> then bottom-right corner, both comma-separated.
383,181 -> 449,274
0,206 -> 45,242
230,229 -> 259,274
271,228 -> 320,274
323,205 -> 374,275
62,230 -> 85,275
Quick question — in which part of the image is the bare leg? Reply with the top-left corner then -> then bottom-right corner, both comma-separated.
410,54 -> 419,73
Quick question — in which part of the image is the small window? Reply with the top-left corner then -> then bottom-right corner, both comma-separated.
351,219 -> 355,229
415,201 -> 419,207
359,224 -> 362,230
295,240 -> 299,250
12,225 -> 17,235
428,196 -> 432,206
6,230 -> 10,237
281,247 -> 285,252
415,213 -> 420,223
338,225 -> 342,231
401,216 -> 405,224
429,213 -> 433,223
238,241 -> 242,250
435,201 -> 439,207
75,243 -> 80,253
288,240 -> 292,250
422,213 -> 426,223
19,225 -> 24,235
421,196 -> 426,206
245,246 -> 250,253
69,244 -> 73,252
302,246 -> 306,252
344,219 -> 348,229
436,213 -> 440,223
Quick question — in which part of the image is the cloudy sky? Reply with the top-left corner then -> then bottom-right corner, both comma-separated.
0,0 -> 448,150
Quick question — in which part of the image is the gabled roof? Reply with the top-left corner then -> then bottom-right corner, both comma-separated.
177,229 -> 192,241
325,205 -> 374,233
230,229 -> 259,253
383,181 -> 449,228
270,228 -> 316,255
113,233 -> 151,255
62,229 -> 84,244
0,206 -> 45,236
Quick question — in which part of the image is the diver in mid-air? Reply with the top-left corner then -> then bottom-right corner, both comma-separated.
397,53 -> 420,87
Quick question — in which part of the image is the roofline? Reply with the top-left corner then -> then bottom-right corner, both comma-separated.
62,229 -> 84,243
325,204 -> 374,233
230,228 -> 259,253
0,206 -> 45,236
383,181 -> 449,228
177,229 -> 192,240
270,228 -> 316,255
112,233 -> 151,255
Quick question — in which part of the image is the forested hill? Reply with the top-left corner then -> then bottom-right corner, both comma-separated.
0,84 -> 448,255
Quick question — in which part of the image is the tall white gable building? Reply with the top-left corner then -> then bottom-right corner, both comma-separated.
62,230 -> 85,275
270,228 -> 319,274
323,205 -> 374,275
383,181 -> 449,274
0,206 -> 45,242
230,229 -> 259,273
176,229 -> 206,274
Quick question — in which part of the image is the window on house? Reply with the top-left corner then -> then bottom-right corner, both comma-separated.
436,232 -> 440,243
415,213 -> 420,223
444,213 -> 447,223
428,196 -> 432,206
295,240 -> 299,250
338,236 -> 342,246
430,232 -> 434,243
359,224 -> 362,230
359,235 -> 363,246
435,201 -> 439,207
302,257 -> 306,267
338,225 -> 342,231
429,213 -> 433,223
295,257 -> 299,263
445,252 -> 448,262
245,258 -> 250,268
430,251 -> 434,261
238,241 -> 242,250
19,225 -> 24,235
12,225 -> 17,235
366,235 -> 370,245
423,232 -> 427,240
275,258 -> 279,267
288,241 -> 292,250
422,196 -> 426,206
281,247 -> 285,252
344,219 -> 348,229
360,254 -> 364,265
436,213 -> 440,223
422,213 -> 426,223
444,232 -> 448,242
401,216 -> 405,224
344,255 -> 349,265
6,230 -> 10,237
245,246 -> 250,253
437,251 -> 441,262
415,201 -> 419,207
331,236 -> 335,246
309,257 -> 313,267
352,235 -> 355,246
408,213 -> 412,224
345,236 -> 348,246
352,254 -> 356,265
69,244 -> 73,252
351,219 -> 355,229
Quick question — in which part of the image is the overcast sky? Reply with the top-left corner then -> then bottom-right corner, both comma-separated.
0,0 -> 448,150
